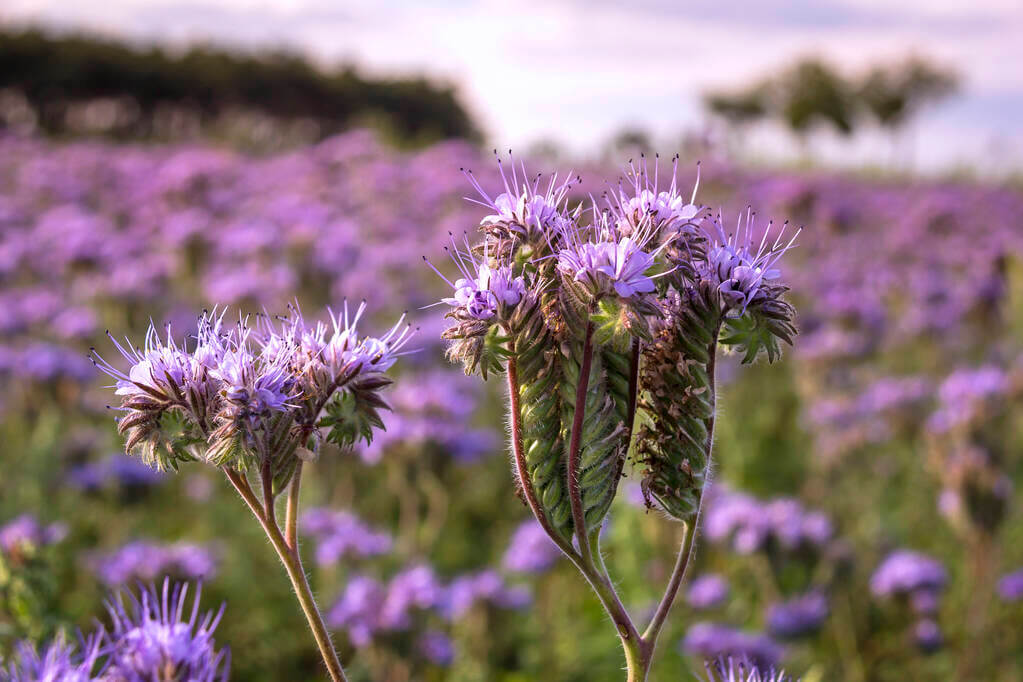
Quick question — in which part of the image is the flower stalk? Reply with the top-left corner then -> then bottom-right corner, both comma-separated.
94,303 -> 412,681
432,154 -> 797,679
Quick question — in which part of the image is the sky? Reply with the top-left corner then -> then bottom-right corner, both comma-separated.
4,0 -> 1023,173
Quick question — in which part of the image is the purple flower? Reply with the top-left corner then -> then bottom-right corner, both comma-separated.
0,514 -> 67,554
426,234 -> 525,321
704,656 -> 797,682
686,574 -> 730,611
418,630 -> 455,666
68,453 -> 166,491
380,565 -> 444,629
556,235 -> 659,300
870,550 -> 947,598
104,580 -> 230,682
702,210 -> 798,314
502,520 -> 561,574
703,488 -> 831,555
610,157 -> 703,235
441,570 -> 531,620
326,575 -> 387,646
997,568 -> 1023,602
1,633 -> 105,682
765,591 -> 829,639
913,619 -> 942,654
682,623 -> 784,672
300,508 -> 393,566
465,155 -> 576,241
89,541 -> 217,586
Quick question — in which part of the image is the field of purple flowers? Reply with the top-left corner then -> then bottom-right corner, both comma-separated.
1,129 -> 1022,681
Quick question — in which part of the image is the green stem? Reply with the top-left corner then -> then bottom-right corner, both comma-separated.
285,460 -> 303,550
224,468 -> 347,682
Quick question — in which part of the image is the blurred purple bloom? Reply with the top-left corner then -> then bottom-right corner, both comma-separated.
870,550 -> 947,598
687,574 -> 730,611
682,623 -> 783,672
418,630 -> 455,666
913,619 -> 942,654
704,656 -> 797,682
300,508 -> 393,566
1,632 -> 105,682
0,514 -> 68,553
326,575 -> 387,646
89,541 -> 217,586
104,580 -> 229,682
441,570 -> 531,620
502,520 -> 561,574
997,569 -> 1023,602
765,592 -> 829,639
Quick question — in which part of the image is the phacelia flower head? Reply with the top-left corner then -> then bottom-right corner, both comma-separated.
1,632 -> 105,682
426,233 -> 525,321
607,155 -> 705,237
704,656 -> 798,682
94,304 -> 411,474
465,151 -> 577,243
702,209 -> 799,314
103,579 -> 229,682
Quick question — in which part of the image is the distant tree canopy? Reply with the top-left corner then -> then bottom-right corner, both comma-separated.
704,56 -> 958,139
0,28 -> 481,146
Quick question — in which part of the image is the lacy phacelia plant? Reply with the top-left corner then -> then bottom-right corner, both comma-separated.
429,155 -> 798,681
93,304 -> 412,682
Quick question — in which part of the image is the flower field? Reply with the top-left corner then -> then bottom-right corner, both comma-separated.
1,129 -> 1022,681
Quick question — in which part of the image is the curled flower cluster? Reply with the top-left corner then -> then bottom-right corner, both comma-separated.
0,580 -> 228,682
92,304 -> 412,476
431,154 -> 798,536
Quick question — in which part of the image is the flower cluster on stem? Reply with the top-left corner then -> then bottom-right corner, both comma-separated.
429,153 -> 799,681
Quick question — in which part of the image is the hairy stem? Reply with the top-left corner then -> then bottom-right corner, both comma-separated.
567,322 -> 596,568
224,468 -> 347,682
285,460 -> 303,551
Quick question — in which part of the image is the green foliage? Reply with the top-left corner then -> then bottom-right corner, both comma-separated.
0,28 -> 480,146
718,293 -> 797,364
321,376 -> 393,452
